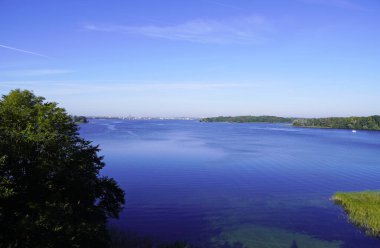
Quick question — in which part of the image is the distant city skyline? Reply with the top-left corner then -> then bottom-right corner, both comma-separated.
1,0 -> 379,117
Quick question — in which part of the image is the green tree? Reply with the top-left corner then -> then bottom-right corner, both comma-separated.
0,89 -> 125,248
72,115 -> 89,124
292,116 -> 380,130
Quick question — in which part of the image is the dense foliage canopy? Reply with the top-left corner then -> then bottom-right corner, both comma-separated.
200,116 -> 295,123
0,90 -> 125,248
72,115 -> 89,124
293,116 -> 380,130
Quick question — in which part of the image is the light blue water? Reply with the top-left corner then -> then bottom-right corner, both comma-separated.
79,119 -> 380,248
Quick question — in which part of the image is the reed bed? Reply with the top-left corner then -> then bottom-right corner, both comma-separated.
333,191 -> 380,236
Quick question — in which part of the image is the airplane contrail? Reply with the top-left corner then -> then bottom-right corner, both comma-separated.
0,44 -> 48,58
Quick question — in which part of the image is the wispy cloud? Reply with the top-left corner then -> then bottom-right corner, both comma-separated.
0,44 -> 48,58
0,80 -> 252,95
85,15 -> 273,44
200,0 -> 244,11
298,0 -> 364,10
1,69 -> 72,77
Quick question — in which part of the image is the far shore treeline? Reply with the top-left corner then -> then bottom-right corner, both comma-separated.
200,116 -> 296,123
293,116 -> 380,130
200,115 -> 380,131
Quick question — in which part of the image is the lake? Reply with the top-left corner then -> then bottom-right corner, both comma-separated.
79,119 -> 380,248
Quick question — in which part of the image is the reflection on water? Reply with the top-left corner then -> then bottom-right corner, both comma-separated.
79,120 -> 380,247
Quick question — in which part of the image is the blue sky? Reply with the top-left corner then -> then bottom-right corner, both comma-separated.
1,0 -> 379,117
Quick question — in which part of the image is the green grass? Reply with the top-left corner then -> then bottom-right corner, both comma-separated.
333,191 -> 380,237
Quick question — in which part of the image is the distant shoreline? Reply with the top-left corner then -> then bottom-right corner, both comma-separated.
87,117 -> 199,121
199,115 -> 380,131
200,116 -> 295,123
80,115 -> 380,131
293,116 -> 380,131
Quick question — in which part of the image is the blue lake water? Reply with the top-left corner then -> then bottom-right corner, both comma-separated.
79,119 -> 380,248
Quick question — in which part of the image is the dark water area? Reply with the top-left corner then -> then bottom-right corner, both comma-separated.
79,119 -> 380,248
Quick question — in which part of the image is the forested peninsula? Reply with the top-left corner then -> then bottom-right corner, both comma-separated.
200,115 -> 380,131
200,116 -> 295,123
293,116 -> 380,130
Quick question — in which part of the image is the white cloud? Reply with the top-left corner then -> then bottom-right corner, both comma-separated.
0,80 -> 252,95
85,15 -> 273,44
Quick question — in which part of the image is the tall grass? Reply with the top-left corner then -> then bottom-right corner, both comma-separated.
333,191 -> 380,236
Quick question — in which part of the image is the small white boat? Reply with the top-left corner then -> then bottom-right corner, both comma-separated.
352,130 -> 357,133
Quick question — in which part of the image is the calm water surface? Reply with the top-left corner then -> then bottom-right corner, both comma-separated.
80,119 -> 380,248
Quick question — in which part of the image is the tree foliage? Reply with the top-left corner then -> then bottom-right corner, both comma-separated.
72,115 -> 89,124
292,116 -> 380,130
0,89 -> 125,247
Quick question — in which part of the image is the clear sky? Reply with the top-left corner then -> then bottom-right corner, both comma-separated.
1,0 -> 379,117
